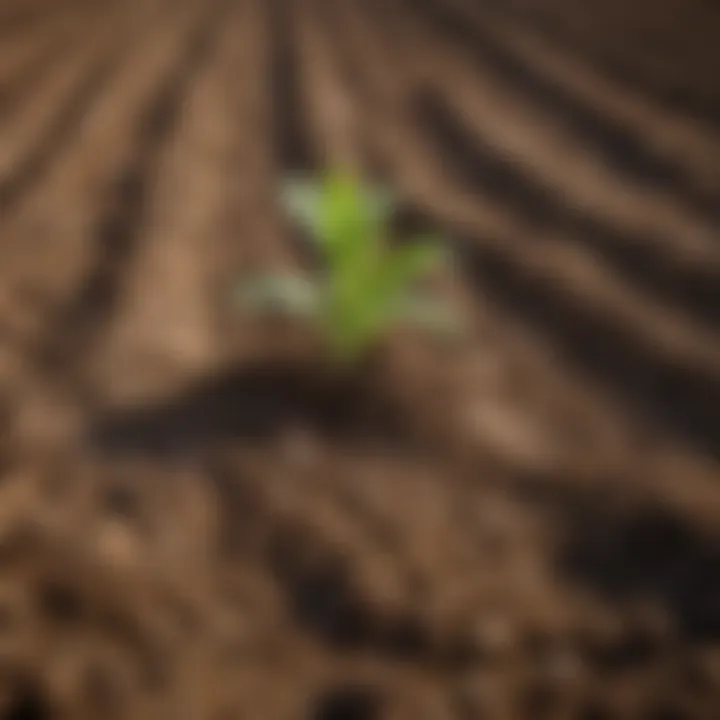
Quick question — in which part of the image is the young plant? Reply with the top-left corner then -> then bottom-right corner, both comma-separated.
236,170 -> 463,366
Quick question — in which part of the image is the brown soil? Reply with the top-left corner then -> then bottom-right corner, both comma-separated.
0,0 -> 719,718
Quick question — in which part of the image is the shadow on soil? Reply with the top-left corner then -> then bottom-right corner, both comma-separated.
86,359 -> 411,458
311,686 -> 382,720
512,475 -> 720,650
559,496 -> 720,644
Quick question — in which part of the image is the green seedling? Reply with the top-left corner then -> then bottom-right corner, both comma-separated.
236,170 -> 464,366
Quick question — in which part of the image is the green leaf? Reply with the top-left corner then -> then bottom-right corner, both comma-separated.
394,294 -> 466,337
319,171 -> 376,262
234,274 -> 321,318
371,239 -> 444,309
327,241 -> 442,359
283,171 -> 394,259
281,178 -> 324,238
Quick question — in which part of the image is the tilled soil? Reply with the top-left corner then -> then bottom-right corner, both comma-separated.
0,0 -> 719,718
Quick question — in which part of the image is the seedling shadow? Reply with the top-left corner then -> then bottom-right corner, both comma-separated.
86,357 -> 411,459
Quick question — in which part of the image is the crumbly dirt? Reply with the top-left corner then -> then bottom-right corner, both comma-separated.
0,0 -> 719,718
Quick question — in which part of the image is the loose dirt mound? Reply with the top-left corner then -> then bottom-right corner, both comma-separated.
0,0 -> 719,718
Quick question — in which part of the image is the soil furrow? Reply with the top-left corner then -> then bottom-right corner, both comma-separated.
0,1 -> 134,209
385,0 -> 720,274
30,0 -> 233,405
422,0 -> 720,201
0,1 -> 208,397
465,0 -> 720,123
377,0 -> 720,332
268,0 -> 317,176
413,90 -> 720,329
85,0 -> 270,406
289,0 -> 365,173
0,4 -> 91,100
0,0 -> 90,43
441,0 -> 720,199
215,0 -> 306,302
